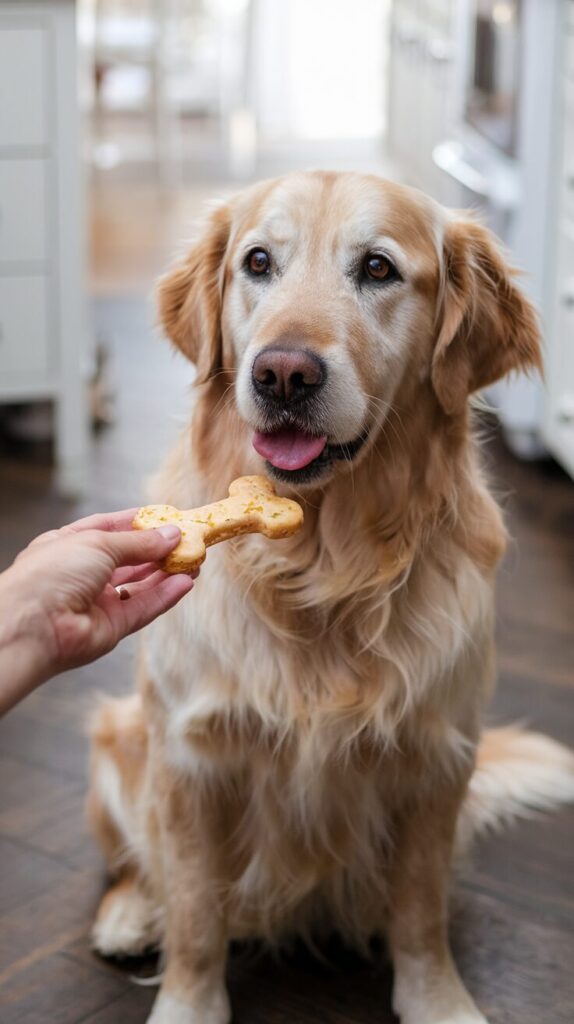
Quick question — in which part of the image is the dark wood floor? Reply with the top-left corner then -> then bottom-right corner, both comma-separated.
0,299 -> 573,1023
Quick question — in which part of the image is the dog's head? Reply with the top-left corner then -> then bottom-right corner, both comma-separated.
158,172 -> 542,488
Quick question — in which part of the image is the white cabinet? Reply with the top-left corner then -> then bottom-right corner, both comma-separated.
543,4 -> 574,477
0,160 -> 47,262
0,24 -> 48,148
387,0 -> 574,479
0,1 -> 88,495
0,277 -> 49,377
387,0 -> 456,205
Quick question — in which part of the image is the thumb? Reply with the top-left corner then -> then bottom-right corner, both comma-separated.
95,525 -> 183,569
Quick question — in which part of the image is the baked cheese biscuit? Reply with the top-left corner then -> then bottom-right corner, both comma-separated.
133,475 -> 303,574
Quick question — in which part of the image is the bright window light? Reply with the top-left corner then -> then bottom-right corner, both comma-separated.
287,0 -> 388,140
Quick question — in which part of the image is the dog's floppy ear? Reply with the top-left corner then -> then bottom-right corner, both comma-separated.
157,202 -> 232,383
431,218 -> 543,415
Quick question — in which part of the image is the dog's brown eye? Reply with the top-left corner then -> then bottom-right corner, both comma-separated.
246,248 -> 271,277
364,253 -> 395,282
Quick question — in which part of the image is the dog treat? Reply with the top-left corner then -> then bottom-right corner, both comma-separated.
133,475 -> 304,574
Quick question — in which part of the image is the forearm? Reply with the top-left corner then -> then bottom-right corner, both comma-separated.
0,569 -> 53,715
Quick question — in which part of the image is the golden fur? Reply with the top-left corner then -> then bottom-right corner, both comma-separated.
88,172 -> 572,1024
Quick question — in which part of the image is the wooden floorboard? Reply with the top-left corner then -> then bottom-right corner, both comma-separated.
0,298 -> 572,1023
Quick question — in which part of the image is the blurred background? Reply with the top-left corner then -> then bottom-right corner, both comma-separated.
0,3 -> 573,1022
1,0 -> 573,494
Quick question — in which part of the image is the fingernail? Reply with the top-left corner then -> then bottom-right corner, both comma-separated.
157,525 -> 181,541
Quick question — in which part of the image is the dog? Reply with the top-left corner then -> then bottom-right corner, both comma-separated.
88,171 -> 574,1024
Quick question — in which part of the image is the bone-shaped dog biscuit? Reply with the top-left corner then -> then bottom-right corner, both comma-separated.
133,475 -> 304,574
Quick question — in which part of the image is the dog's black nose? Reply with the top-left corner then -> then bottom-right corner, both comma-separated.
252,347 -> 326,403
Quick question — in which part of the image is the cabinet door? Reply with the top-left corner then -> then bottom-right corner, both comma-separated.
553,275 -> 574,421
0,276 -> 49,378
0,23 -> 48,148
0,160 -> 47,262
544,225 -> 574,477
562,81 -> 574,224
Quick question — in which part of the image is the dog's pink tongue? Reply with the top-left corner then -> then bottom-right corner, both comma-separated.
253,428 -> 327,471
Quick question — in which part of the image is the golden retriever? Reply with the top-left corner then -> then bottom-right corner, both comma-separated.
88,172 -> 574,1024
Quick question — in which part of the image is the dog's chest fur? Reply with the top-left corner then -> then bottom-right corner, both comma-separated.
143,532 -> 492,939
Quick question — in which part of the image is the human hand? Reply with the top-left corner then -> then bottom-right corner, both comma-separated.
0,510 -> 194,713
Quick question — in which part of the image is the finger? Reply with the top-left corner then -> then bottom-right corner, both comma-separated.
104,573 -> 194,638
25,509 -> 141,552
91,525 -> 183,569
111,562 -> 158,587
58,509 -> 141,535
26,528 -> 66,550
112,569 -> 168,600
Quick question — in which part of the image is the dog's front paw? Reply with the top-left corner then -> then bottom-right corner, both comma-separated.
146,987 -> 231,1024
430,1015 -> 488,1024
91,881 -> 161,959
397,1002 -> 489,1024
393,962 -> 489,1024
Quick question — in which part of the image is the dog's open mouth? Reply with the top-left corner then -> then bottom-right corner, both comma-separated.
252,426 -> 367,484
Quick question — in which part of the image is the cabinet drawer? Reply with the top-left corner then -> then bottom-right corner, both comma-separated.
563,172 -> 574,226
557,221 -> 574,279
549,292 -> 574,431
553,228 -> 574,405
566,7 -> 574,80
0,160 -> 47,262
0,277 -> 49,377
0,23 -> 48,149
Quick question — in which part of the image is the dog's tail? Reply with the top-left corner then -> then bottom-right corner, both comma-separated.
456,726 -> 574,852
